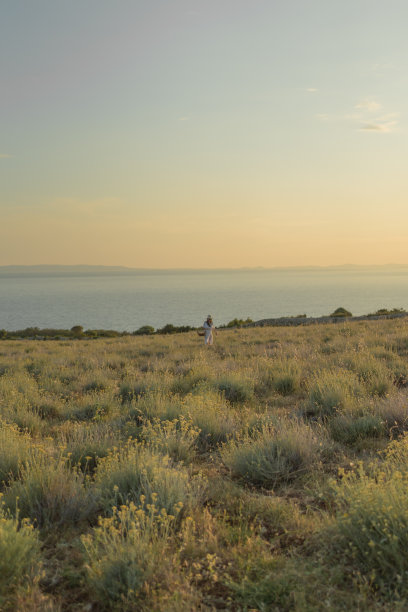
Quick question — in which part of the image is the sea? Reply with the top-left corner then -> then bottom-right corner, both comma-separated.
1,267 -> 408,332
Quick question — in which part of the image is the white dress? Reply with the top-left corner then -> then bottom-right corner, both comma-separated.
203,321 -> 214,345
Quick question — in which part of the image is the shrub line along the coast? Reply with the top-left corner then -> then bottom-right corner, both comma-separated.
0,308 -> 406,340
249,310 -> 408,328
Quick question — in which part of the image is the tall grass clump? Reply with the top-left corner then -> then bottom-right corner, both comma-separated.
182,392 -> 241,449
128,392 -> 181,423
94,440 -> 203,514
305,369 -> 362,417
82,501 -> 180,611
328,413 -> 386,445
141,416 -> 200,464
215,375 -> 254,404
0,502 -> 41,608
170,368 -> 212,395
56,421 -> 119,473
119,381 -> 149,403
272,359 -> 301,396
259,359 -> 301,396
375,394 -> 408,436
347,354 -> 394,397
372,350 -> 408,388
5,452 -> 97,529
221,420 -> 321,488
322,463 -> 408,598
0,420 -> 33,484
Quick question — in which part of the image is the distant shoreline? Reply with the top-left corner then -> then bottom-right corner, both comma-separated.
1,310 -> 407,340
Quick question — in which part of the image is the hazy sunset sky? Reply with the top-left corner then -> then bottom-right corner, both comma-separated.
1,1 -> 407,267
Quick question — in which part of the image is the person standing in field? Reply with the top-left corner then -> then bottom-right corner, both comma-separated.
203,315 -> 215,345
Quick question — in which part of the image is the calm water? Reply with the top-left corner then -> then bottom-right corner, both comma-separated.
1,268 -> 408,331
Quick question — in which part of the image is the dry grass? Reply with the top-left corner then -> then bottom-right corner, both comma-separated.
0,317 -> 408,609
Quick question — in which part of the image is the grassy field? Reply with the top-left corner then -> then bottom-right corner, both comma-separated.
1,318 -> 408,610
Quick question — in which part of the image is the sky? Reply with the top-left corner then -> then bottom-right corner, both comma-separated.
1,0 -> 408,268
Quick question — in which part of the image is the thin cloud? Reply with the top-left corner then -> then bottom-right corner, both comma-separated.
353,99 -> 399,133
178,117 -> 189,121
360,121 -> 397,133
313,96 -> 399,133
355,99 -> 382,112
0,154 -> 13,158
307,88 -> 318,93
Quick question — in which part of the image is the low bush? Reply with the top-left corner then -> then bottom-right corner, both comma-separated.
171,370 -> 211,395
347,354 -> 394,397
129,392 -> 181,422
215,376 -> 254,404
141,416 -> 200,464
133,325 -> 155,336
222,318 -> 253,328
322,464 -> 408,597
271,359 -> 301,396
182,392 -> 241,449
5,452 -> 98,530
330,307 -> 352,317
119,382 -> 148,404
305,370 -> 361,417
94,440 -> 204,514
328,413 -> 386,445
221,420 -> 321,488
56,421 -> 119,472
0,505 -> 41,607
0,420 -> 33,485
82,501 -> 179,611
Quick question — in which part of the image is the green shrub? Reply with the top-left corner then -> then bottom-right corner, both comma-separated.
323,465 -> 408,597
226,547 -> 295,611
0,504 -> 41,607
119,382 -> 148,403
5,453 -> 98,529
56,421 -> 118,472
347,354 -> 393,397
305,370 -> 361,417
171,371 -> 211,395
381,433 -> 408,467
329,414 -> 386,445
330,307 -> 352,318
141,416 -> 200,464
368,307 -> 406,317
68,401 -> 113,422
221,421 -> 321,488
223,318 -> 253,328
0,420 -> 33,484
82,501 -> 178,611
34,399 -> 62,420
94,441 -> 203,514
128,392 -> 181,423
215,376 -> 254,404
376,395 -> 408,436
71,325 -> 84,338
133,325 -> 155,336
182,392 -> 241,449
83,379 -> 108,393
271,359 -> 301,396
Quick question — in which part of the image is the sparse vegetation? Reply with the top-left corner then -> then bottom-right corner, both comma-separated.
1,317 -> 408,609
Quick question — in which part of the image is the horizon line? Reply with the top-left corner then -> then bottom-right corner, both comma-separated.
1,263 -> 408,271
